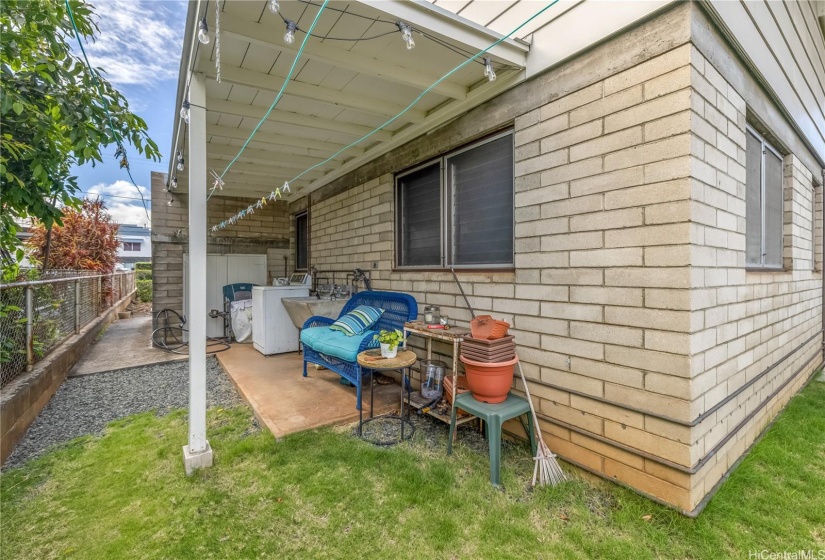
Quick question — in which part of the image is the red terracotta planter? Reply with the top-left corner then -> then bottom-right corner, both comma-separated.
460,355 -> 518,404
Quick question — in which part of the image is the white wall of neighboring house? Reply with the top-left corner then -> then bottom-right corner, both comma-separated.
117,224 -> 152,269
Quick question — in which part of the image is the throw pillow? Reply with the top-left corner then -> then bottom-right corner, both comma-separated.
328,305 -> 384,336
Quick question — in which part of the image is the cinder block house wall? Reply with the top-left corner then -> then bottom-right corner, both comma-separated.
150,171 -> 291,315
684,9 -> 824,509
295,2 -> 824,514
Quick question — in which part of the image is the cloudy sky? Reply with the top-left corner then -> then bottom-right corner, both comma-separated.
71,0 -> 188,227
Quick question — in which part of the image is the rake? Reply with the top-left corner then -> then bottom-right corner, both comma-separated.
516,359 -> 567,486
450,267 -> 565,486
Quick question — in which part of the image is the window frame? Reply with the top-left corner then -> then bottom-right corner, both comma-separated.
295,211 -> 309,272
745,124 -> 784,271
122,241 -> 141,252
394,129 -> 515,271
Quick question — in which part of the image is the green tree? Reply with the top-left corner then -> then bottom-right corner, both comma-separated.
0,0 -> 160,263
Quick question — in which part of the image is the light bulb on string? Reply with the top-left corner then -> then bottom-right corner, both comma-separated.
284,20 -> 297,45
197,17 -> 210,45
180,99 -> 190,123
483,58 -> 496,82
168,196 -> 175,206
268,0 -> 279,14
176,151 -> 184,172
396,22 -> 414,50
170,176 -> 177,190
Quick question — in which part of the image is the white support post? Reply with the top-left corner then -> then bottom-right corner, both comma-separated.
183,71 -> 213,474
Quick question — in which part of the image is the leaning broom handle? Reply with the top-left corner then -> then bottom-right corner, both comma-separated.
516,359 -> 541,436
451,267 -> 475,319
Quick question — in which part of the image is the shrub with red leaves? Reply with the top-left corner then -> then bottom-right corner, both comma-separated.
28,199 -> 120,273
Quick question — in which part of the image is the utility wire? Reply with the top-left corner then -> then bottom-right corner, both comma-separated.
77,192 -> 153,202
63,0 -> 153,226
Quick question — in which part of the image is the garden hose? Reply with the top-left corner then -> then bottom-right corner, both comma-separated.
151,308 -> 231,355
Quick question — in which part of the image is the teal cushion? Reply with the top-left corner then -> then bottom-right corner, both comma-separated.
328,305 -> 384,336
301,327 -> 377,362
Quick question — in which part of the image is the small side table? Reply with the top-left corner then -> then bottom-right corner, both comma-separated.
357,349 -> 417,445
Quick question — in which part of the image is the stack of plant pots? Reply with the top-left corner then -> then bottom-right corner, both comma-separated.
460,316 -> 517,404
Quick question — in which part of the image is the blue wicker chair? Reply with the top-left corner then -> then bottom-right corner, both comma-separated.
300,291 -> 418,426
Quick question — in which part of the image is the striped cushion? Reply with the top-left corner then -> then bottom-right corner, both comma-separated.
328,305 -> 384,336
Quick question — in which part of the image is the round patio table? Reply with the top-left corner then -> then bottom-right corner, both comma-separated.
356,349 -> 417,445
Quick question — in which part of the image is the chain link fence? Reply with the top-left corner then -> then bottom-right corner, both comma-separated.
0,270 -> 136,387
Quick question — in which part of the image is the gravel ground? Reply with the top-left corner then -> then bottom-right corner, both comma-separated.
356,403 -> 527,460
4,356 -> 241,470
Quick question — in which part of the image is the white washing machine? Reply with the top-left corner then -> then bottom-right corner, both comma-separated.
251,274 -> 311,355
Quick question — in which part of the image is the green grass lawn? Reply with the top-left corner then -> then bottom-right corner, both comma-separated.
2,381 -> 824,560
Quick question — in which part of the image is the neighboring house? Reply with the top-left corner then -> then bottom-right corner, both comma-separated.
152,0 -> 825,515
116,224 -> 151,269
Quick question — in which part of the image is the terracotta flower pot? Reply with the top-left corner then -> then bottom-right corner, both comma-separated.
460,355 -> 518,404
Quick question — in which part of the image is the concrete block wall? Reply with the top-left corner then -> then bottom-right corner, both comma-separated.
307,42 -> 704,511
303,4 -> 825,514
686,48 -> 823,509
151,172 -> 185,314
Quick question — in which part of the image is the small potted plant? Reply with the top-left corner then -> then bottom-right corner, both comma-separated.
374,329 -> 403,358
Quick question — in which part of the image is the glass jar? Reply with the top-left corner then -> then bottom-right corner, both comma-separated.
423,305 -> 441,325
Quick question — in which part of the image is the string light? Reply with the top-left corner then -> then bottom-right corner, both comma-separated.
215,0 -> 221,83
206,0 -> 330,212
396,22 -> 414,50
180,99 -> 190,123
483,58 -> 496,82
176,151 -> 185,172
209,0 -> 557,234
269,0 -> 279,14
170,176 -> 177,190
284,20 -> 297,44
197,17 -> 210,44
168,196 -> 175,206
284,0 -> 560,191
114,145 -> 129,169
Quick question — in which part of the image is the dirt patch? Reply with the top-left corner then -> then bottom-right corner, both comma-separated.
127,301 -> 152,316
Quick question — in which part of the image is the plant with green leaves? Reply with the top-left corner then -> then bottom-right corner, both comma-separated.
0,0 -> 160,263
374,329 -> 404,350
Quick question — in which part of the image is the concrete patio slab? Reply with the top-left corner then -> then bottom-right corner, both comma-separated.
70,316 -> 186,377
216,344 -> 401,438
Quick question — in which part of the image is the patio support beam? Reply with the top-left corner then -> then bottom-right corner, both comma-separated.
206,144 -> 344,170
205,160 -> 327,179
200,65 -> 426,123
219,13 -> 467,100
183,71 -> 213,475
358,0 -> 529,67
207,99 -> 394,142
207,125 -> 366,158
302,68 -> 524,200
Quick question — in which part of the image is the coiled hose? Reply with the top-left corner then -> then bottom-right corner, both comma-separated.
152,308 -> 231,355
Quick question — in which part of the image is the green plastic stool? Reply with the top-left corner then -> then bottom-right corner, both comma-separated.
447,392 -> 537,486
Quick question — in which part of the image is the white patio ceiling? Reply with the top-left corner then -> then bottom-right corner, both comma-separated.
169,0 -> 530,200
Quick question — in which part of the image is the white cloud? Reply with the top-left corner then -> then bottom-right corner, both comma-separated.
86,180 -> 152,227
84,0 -> 185,87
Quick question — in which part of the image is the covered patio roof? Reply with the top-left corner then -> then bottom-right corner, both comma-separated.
168,0 -> 532,201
